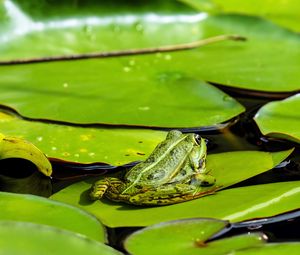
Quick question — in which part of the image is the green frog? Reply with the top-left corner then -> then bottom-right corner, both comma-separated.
90,130 -> 216,205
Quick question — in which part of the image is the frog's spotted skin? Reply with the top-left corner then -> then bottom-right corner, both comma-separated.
90,130 -> 216,206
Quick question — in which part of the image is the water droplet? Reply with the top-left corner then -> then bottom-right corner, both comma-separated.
80,134 -> 92,141
51,146 -> 57,151
129,60 -> 135,66
138,106 -> 150,111
191,26 -> 199,35
164,54 -> 172,60
113,25 -> 121,33
123,66 -> 131,72
135,22 -> 144,32
62,152 -> 71,157
89,152 -> 95,157
83,25 -> 93,34
74,153 -> 79,158
156,71 -> 183,83
223,95 -> 232,102
37,136 -> 43,142
63,83 -> 69,88
80,148 -> 88,153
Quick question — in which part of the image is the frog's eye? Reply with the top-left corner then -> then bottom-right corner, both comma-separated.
194,134 -> 202,145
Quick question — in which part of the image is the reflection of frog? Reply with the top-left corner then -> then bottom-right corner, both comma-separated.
90,130 -> 216,205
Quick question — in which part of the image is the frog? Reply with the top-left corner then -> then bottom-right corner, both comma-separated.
90,130 -> 216,205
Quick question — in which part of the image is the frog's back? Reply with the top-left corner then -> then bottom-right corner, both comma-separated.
125,131 -> 195,186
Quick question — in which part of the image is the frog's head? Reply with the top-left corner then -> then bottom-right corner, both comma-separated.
188,133 -> 207,171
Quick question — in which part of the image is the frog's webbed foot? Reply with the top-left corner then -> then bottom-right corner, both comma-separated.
90,177 -> 122,200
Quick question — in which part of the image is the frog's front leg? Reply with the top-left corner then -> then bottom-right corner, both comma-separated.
191,172 -> 216,187
90,177 -> 122,200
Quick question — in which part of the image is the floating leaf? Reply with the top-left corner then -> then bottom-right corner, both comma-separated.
51,150 -> 293,227
0,112 -> 166,165
1,1 -> 300,96
235,243 -> 300,255
254,94 -> 300,143
0,0 -> 201,60
0,221 -> 121,255
0,132 -> 52,176
180,0 -> 300,32
125,218 -> 265,255
0,69 -> 244,127
0,191 -> 106,242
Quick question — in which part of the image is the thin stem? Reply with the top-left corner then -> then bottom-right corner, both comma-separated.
0,34 -> 246,65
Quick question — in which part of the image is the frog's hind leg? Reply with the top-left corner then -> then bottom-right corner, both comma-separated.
128,183 -> 193,205
90,177 -> 122,200
129,183 -> 218,206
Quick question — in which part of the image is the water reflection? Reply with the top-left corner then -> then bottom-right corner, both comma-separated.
0,158 -> 52,197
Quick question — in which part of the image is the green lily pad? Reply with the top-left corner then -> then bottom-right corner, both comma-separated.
0,191 -> 105,242
1,1 -> 300,96
235,243 -> 300,255
0,1 -> 200,60
0,133 -> 52,176
254,94 -> 300,143
51,150 -> 293,227
0,2 -> 245,127
124,218 -> 265,255
180,0 -> 300,32
0,70 -> 244,127
0,112 -> 166,165
0,221 -> 121,255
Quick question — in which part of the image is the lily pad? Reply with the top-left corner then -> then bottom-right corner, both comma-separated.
0,0 -> 201,60
0,221 -> 121,255
0,112 -> 166,165
0,70 -> 244,127
1,1 -> 300,95
124,218 -> 265,255
51,150 -> 293,227
180,0 -> 300,32
235,243 -> 300,255
254,94 -> 300,143
0,132 -> 52,176
0,191 -> 105,242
